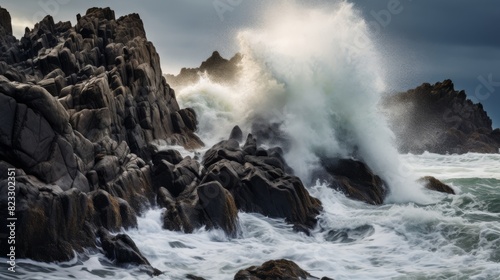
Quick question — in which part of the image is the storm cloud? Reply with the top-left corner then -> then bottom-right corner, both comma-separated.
1,0 -> 499,126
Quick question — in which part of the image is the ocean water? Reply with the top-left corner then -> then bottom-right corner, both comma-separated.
4,152 -> 500,279
3,1 -> 500,279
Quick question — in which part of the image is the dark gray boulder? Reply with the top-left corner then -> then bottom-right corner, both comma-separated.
97,228 -> 161,276
91,189 -> 137,231
197,181 -> 239,236
202,139 -> 245,167
234,259 -> 314,280
229,125 -> 243,143
152,149 -> 184,166
165,51 -> 242,88
152,155 -> 200,197
0,174 -> 95,262
418,176 -> 455,194
200,132 -> 322,232
316,158 -> 387,205
0,7 -> 203,266
157,180 -> 240,237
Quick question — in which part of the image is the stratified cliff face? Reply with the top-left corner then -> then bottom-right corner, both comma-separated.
0,7 -> 200,264
1,7 -> 203,155
384,79 -> 500,154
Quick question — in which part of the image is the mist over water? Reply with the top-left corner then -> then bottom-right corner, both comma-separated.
177,1 -> 428,203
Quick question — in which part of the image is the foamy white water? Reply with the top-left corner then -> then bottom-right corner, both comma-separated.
176,1 -> 428,204
121,157 -> 500,279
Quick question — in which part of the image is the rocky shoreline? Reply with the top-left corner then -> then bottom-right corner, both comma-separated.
0,6 -> 456,279
383,79 -> 500,154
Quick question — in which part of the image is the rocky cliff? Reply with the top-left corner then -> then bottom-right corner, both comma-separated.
0,7 -> 323,275
0,6 -> 206,269
383,79 -> 500,154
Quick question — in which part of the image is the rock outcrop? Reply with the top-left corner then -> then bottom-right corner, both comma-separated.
0,8 -> 324,274
418,176 -> 455,194
383,79 -> 500,154
98,228 -> 161,276
234,259 -> 334,280
202,133 -> 321,232
234,259 -> 312,280
314,158 -> 387,205
165,51 -> 242,89
152,129 -> 322,235
0,7 -> 201,269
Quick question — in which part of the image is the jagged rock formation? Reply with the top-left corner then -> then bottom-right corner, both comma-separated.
165,51 -> 242,89
0,7 -> 203,269
201,132 -> 321,232
384,80 -> 500,154
0,7 -> 324,276
0,7 -> 16,65
1,7 -> 202,155
234,259 -> 334,280
315,158 -> 387,205
153,126 -> 322,235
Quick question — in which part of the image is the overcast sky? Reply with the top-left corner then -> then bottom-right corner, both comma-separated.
1,0 -> 499,126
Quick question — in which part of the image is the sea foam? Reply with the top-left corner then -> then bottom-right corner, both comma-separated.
176,1 -> 429,203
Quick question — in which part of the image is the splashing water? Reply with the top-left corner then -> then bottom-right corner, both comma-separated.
5,153 -> 500,279
176,1 -> 429,203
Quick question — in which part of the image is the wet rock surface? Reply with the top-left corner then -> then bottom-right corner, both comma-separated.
315,158 -> 387,205
0,174 -> 95,262
0,6 -> 324,272
98,228 -> 162,276
201,133 -> 322,232
418,176 -> 455,194
0,6 -> 199,270
234,259 -> 334,280
152,131 -> 322,236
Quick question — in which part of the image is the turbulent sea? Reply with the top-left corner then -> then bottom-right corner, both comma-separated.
2,1 -> 500,279
4,153 -> 500,279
